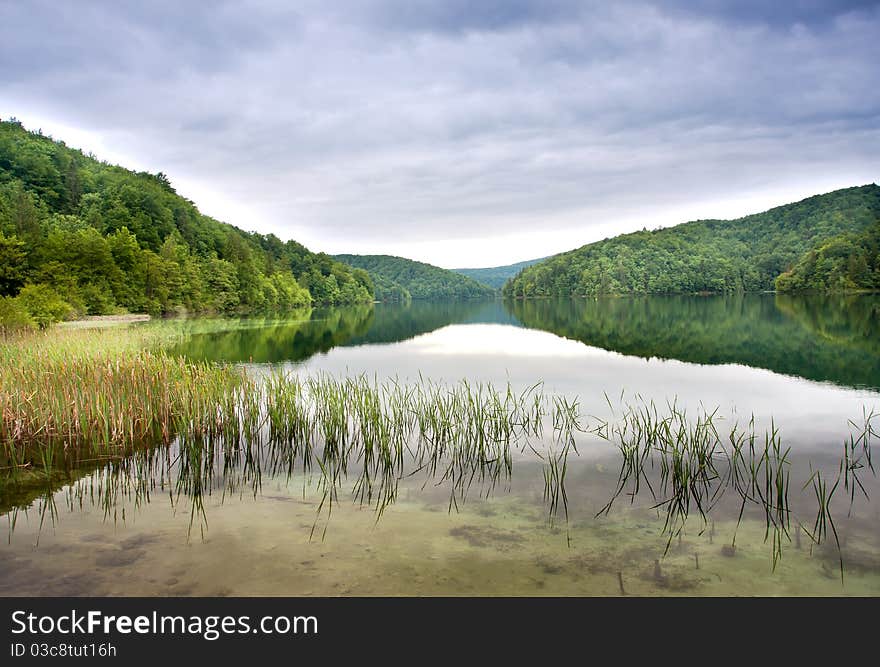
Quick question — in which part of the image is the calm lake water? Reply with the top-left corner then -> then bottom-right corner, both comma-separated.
2,294 -> 879,596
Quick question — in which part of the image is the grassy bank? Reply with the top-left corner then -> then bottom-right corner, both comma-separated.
0,326 -> 248,447
0,325 -> 250,505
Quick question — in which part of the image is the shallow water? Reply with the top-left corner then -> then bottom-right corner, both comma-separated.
3,449 -> 878,596
2,294 -> 879,596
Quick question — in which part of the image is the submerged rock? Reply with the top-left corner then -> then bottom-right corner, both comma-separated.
94,548 -> 145,567
448,524 -> 524,549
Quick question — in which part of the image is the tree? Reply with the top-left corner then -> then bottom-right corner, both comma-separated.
0,233 -> 27,296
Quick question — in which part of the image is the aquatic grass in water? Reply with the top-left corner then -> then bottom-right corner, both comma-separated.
0,327 -> 248,450
592,400 -> 795,563
590,397 -> 879,576
0,326 -> 251,523
1,326 -> 877,576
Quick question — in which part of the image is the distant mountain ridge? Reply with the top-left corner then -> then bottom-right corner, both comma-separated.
333,254 -> 495,300
452,256 -> 550,289
504,184 -> 880,298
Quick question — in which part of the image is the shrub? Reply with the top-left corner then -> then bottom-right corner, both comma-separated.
17,284 -> 74,328
0,296 -> 35,331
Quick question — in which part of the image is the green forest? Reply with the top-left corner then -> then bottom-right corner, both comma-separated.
0,119 -> 374,328
333,254 -> 495,300
452,256 -> 550,289
775,218 -> 880,291
503,185 -> 880,298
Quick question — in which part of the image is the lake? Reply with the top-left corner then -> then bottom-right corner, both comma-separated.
2,294 -> 879,596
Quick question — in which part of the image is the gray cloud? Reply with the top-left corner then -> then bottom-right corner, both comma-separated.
1,1 -> 878,266
663,0 -> 879,27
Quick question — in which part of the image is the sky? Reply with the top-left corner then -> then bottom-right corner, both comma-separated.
2,0 -> 879,268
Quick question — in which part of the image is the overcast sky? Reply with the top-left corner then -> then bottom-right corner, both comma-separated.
2,1 -> 878,267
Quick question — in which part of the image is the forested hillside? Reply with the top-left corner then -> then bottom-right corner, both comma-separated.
334,254 -> 495,300
452,256 -> 549,289
0,119 -> 373,327
775,217 -> 879,291
503,185 -> 880,298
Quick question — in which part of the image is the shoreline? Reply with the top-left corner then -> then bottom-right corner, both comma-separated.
59,313 -> 152,328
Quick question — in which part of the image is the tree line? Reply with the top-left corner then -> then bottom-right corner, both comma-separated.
0,119 -> 373,328
503,185 -> 880,298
